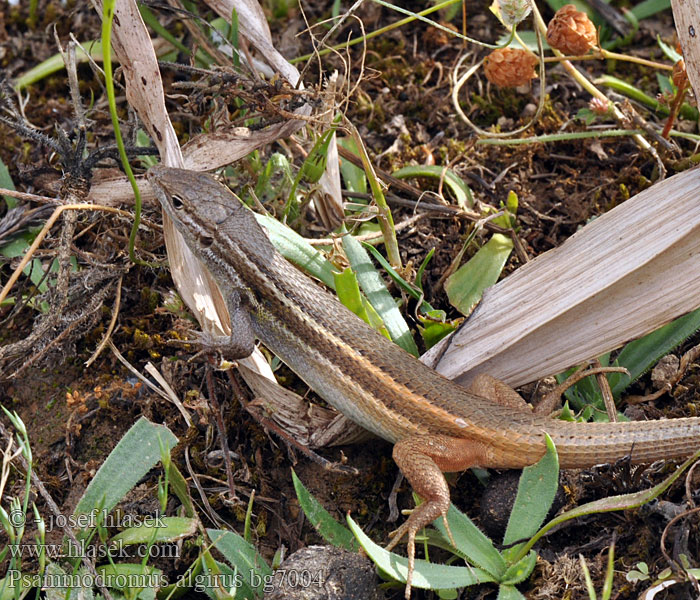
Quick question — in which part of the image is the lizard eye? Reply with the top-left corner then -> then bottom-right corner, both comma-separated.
199,233 -> 214,248
171,194 -> 184,209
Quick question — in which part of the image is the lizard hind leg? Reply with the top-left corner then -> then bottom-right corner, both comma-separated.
387,435 -> 490,599
467,373 -> 532,411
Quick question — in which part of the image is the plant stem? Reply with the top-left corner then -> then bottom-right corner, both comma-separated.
347,122 -> 402,269
291,0 -> 484,64
543,49 -> 673,71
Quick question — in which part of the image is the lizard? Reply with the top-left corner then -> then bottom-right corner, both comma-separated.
147,165 -> 700,597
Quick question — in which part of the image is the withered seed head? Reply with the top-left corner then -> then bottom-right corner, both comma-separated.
546,4 -> 597,56
483,48 -> 539,87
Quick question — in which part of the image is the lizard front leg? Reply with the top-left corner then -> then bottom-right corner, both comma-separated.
182,291 -> 257,360
387,435 -> 491,599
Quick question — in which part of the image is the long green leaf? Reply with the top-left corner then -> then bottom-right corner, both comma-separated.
362,242 -> 433,312
445,234 -> 513,316
503,434 -> 559,545
610,307 -> 700,396
496,584 -> 527,600
0,158 -> 16,208
630,0 -> 670,20
392,165 -> 473,210
292,470 -> 358,550
347,516 -> 497,591
256,213 -> 336,289
511,448 -> 700,562
167,461 -> 195,517
334,267 -> 391,338
337,137 -> 367,194
206,527 -> 272,597
74,417 -> 177,519
111,517 -> 198,545
433,504 -> 506,577
15,41 -> 105,90
342,232 -> 419,356
597,75 -> 698,120
206,528 -> 272,577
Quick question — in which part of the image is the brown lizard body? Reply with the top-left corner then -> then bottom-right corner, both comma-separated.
148,166 -> 700,597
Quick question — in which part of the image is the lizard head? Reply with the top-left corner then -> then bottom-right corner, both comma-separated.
147,164 -> 274,264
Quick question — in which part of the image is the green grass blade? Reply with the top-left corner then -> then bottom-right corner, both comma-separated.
511,448 -> 700,562
255,214 -> 337,289
342,232 -> 419,356
630,0 -> 670,20
15,41 -> 105,90
0,158 -> 16,208
392,165 -> 473,210
432,503 -> 507,577
139,4 -> 191,56
347,515 -> 497,591
111,517 -> 198,545
610,307 -> 700,396
337,137 -> 367,194
496,584 -> 527,600
597,75 -> 698,120
334,267 -> 391,337
166,461 -> 195,517
362,242 -> 434,312
206,528 -> 273,579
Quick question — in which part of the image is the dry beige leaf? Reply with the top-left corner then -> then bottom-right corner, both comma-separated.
88,175 -> 152,207
671,0 -> 700,98
205,0 -> 302,85
313,72 -> 344,230
92,0 -> 231,341
181,123 -> 306,170
91,0 -> 273,385
90,0 -> 181,167
423,168 -> 700,388
240,364 -> 370,448
90,0 -> 343,420
203,0 -> 343,228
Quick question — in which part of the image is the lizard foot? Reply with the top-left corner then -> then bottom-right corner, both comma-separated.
167,329 -> 255,362
388,435 -> 489,598
385,499 -> 454,599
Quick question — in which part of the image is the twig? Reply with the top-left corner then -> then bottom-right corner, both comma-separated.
85,275 -> 123,367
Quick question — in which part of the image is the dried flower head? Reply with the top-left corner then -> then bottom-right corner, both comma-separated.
672,58 -> 688,90
546,4 -> 597,55
483,48 -> 538,87
588,97 -> 612,115
496,0 -> 532,27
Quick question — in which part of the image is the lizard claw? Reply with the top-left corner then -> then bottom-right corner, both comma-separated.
385,520 -> 417,599
385,503 -> 454,599
167,328 -> 255,362
166,330 -> 233,363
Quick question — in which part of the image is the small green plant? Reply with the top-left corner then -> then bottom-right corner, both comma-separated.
626,557 -> 700,597
579,542 -> 615,600
294,438 -> 700,598
0,413 -> 285,600
558,306 -> 700,418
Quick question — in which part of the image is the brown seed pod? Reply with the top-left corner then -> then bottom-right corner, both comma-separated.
546,4 -> 597,56
483,48 -> 539,87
